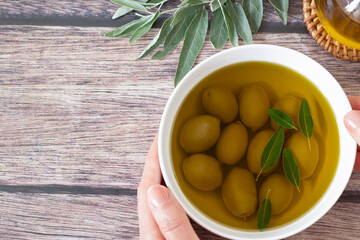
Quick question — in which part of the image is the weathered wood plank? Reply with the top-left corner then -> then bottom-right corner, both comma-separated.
1,26 -> 359,86
0,26 -> 359,188
0,0 -> 305,27
0,192 -> 359,239
345,171 -> 360,192
0,87 -> 165,188
0,193 -> 138,239
289,199 -> 360,239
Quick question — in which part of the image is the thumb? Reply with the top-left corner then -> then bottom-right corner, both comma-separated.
147,185 -> 199,240
344,110 -> 360,172
344,110 -> 360,144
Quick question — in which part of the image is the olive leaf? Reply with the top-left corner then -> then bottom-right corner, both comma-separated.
275,7 -> 287,25
268,0 -> 289,24
299,98 -> 314,151
227,0 -> 252,44
268,109 -> 297,130
151,13 -> 196,60
171,4 -> 204,26
137,16 -> 174,59
257,190 -> 272,230
174,9 -> 208,86
106,15 -> 152,37
210,0 -> 227,12
243,0 -> 263,34
111,0 -> 147,11
105,29 -> 121,38
257,126 -> 284,180
112,0 -> 149,19
210,8 -> 228,50
220,4 -> 238,47
107,0 -> 289,85
268,0 -> 285,12
147,0 -> 167,4
282,148 -> 300,192
184,0 -> 207,5
112,6 -> 132,19
130,11 -> 160,43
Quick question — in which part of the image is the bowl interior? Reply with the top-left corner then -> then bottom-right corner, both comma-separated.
159,45 -> 356,239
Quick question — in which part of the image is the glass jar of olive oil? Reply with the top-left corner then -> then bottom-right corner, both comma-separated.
315,0 -> 360,49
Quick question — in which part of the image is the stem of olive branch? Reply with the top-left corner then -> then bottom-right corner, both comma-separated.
160,8 -> 181,15
147,0 -> 168,10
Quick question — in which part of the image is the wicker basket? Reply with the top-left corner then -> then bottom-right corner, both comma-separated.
303,0 -> 360,62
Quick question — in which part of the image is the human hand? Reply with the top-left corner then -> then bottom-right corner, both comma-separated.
137,134 -> 199,240
344,96 -> 360,172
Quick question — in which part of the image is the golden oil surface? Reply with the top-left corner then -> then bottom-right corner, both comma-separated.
315,0 -> 360,49
171,62 -> 340,230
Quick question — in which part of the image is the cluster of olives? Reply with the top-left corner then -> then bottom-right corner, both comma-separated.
179,84 -> 319,220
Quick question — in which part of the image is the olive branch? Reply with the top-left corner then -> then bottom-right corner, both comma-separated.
106,0 -> 289,86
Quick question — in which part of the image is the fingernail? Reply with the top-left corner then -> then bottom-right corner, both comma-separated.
147,185 -> 170,209
344,111 -> 360,132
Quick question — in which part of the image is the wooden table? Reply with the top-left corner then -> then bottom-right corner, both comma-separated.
1,0 -> 359,239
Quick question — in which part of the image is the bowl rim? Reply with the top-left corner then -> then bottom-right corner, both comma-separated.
158,44 -> 356,240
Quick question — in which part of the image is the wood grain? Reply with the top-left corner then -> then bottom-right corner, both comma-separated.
0,192 -> 359,239
1,0 -> 359,239
0,193 -> 138,239
0,0 -> 305,27
0,25 -> 359,188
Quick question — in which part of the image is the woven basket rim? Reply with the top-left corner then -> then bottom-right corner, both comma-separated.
303,0 -> 360,62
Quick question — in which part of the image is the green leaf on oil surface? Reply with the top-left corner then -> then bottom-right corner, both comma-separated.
257,126 -> 284,180
210,8 -> 228,50
111,0 -> 147,12
130,11 -> 160,43
137,16 -> 174,59
174,9 -> 208,86
299,98 -> 314,150
227,0 -> 253,44
243,0 -> 263,34
257,190 -> 272,230
151,13 -> 196,60
171,4 -> 204,27
220,4 -> 238,47
268,109 -> 297,130
282,148 -> 300,191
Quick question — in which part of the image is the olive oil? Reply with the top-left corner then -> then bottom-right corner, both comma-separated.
171,62 -> 340,229
315,0 -> 360,49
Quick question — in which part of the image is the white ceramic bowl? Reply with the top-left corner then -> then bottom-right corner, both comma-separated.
158,44 -> 356,239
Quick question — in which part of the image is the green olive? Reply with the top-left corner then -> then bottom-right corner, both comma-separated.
271,95 -> 301,130
179,115 -> 220,153
259,174 -> 294,215
222,168 -> 257,218
202,85 -> 238,124
285,132 -> 319,179
183,153 -> 223,191
239,85 -> 270,131
216,121 -> 248,165
246,129 -> 279,174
